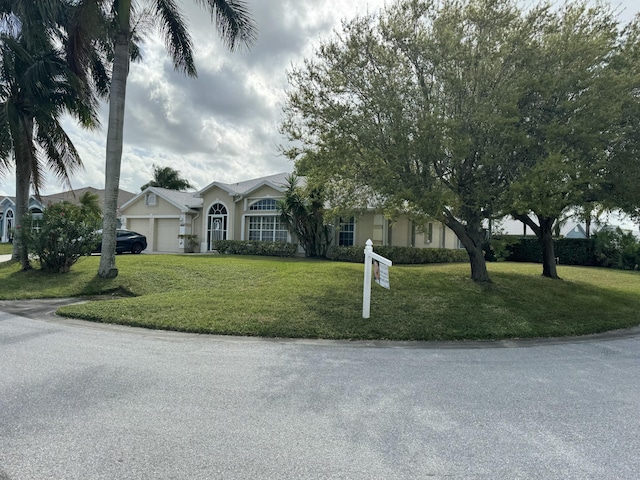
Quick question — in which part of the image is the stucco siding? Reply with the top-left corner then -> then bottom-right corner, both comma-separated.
354,214 -> 373,246
390,217 -> 411,247
245,185 -> 285,200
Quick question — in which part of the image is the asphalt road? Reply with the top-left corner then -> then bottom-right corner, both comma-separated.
1,302 -> 639,480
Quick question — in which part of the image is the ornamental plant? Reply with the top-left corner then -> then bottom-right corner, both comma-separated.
22,201 -> 101,273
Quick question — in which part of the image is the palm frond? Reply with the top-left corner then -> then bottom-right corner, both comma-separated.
197,0 -> 257,52
153,0 -> 196,76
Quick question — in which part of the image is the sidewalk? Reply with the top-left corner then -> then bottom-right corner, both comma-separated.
0,254 -> 12,262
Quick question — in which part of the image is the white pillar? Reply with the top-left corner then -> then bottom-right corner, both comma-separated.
362,239 -> 373,319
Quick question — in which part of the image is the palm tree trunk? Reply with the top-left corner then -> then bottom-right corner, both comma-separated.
98,29 -> 129,279
12,116 -> 33,270
14,158 -> 30,267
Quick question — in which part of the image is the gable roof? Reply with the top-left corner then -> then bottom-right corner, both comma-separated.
0,187 -> 136,216
197,172 -> 294,198
121,187 -> 203,212
0,196 -> 46,214
42,187 -> 136,210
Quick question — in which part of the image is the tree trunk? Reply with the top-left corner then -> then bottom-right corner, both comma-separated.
539,217 -> 559,279
444,216 -> 491,283
98,29 -> 129,279
512,213 -> 561,279
13,116 -> 33,270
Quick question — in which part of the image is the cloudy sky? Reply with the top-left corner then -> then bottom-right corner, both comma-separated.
0,0 -> 638,197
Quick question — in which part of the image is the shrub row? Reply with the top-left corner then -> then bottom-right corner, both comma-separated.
486,230 -> 640,270
500,238 -> 596,266
326,245 -> 468,264
212,240 -> 298,257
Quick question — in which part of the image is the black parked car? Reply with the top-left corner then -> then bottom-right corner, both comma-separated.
93,229 -> 147,254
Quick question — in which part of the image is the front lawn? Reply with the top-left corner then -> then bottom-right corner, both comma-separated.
1,254 -> 639,341
0,243 -> 12,255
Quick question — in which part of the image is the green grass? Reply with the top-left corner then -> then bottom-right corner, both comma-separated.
0,243 -> 13,255
1,253 -> 639,341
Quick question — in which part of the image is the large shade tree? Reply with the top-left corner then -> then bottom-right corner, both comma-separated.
0,0 -> 101,270
505,1 -> 634,279
603,17 -> 640,226
67,0 -> 255,279
283,0 -> 539,283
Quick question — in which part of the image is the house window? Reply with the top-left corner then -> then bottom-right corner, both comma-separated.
425,222 -> 433,245
249,199 -> 278,211
6,210 -> 14,241
207,203 -> 228,249
338,217 -> 355,246
248,216 -> 288,242
145,193 -> 157,206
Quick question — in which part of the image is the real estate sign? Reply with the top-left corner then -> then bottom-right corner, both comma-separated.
363,240 -> 392,318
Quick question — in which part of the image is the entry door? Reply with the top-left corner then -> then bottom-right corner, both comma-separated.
208,215 -> 227,249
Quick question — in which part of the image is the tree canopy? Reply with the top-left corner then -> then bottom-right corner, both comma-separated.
504,2 -> 637,278
140,165 -> 194,191
282,0 -> 640,282
0,0 -> 102,269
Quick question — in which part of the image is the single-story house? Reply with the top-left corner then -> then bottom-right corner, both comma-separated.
120,172 -> 464,253
0,187 -> 136,243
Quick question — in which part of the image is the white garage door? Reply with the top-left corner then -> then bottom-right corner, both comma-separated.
127,219 -> 150,241
155,218 -> 180,252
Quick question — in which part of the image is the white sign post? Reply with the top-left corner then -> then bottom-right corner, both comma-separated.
362,239 -> 392,319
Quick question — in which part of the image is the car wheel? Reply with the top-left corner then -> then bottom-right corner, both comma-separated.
131,242 -> 143,254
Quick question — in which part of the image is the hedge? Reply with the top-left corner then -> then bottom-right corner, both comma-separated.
487,236 -> 595,265
326,245 -> 468,264
212,240 -> 298,257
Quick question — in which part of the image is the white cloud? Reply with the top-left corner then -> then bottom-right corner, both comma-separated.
0,0 -> 637,197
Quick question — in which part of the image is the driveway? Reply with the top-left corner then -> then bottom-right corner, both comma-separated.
1,304 -> 639,479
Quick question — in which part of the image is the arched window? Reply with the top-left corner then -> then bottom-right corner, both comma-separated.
207,203 -> 228,249
29,208 -> 43,233
249,199 -> 278,211
6,210 -> 14,242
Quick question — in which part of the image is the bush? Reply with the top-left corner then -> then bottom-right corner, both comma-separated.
504,237 -> 542,263
326,245 -> 468,264
593,228 -> 640,270
484,236 -> 521,262
490,233 -> 639,269
212,240 -> 298,257
555,239 -> 595,266
21,202 -> 100,273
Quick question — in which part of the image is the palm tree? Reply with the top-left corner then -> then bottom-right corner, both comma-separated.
71,0 -> 256,278
140,164 -> 194,191
278,174 -> 333,258
0,2 -> 101,270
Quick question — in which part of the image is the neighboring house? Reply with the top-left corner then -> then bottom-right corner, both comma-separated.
0,196 -> 45,243
564,224 -> 588,239
0,187 -> 136,243
120,172 -> 464,253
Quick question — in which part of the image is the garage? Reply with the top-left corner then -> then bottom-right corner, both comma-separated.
155,218 -> 180,252
127,218 -> 150,241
